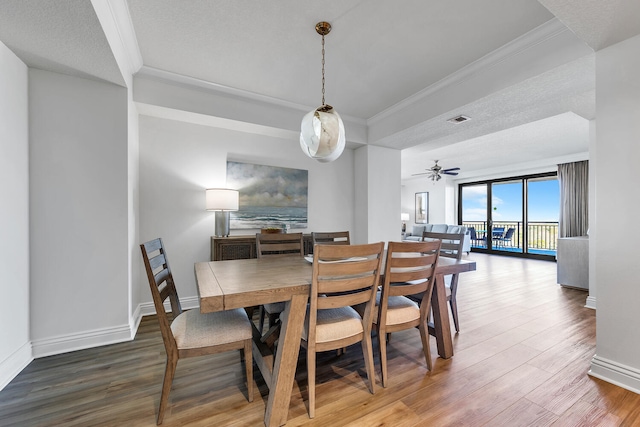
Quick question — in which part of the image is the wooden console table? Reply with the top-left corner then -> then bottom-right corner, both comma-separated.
211,234 -> 314,261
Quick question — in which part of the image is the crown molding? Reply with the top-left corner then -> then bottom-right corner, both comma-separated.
368,18 -> 573,126
92,0 -> 143,78
135,66 -> 367,126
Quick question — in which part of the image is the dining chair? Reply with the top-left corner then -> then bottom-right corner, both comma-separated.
420,231 -> 466,332
375,240 -> 441,387
256,232 -> 304,334
492,227 -> 505,240
496,227 -> 516,247
140,238 -> 253,425
468,226 -> 485,248
302,242 -> 384,418
311,231 -> 350,247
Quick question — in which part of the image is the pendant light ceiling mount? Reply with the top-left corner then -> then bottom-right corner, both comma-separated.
299,21 -> 346,163
315,21 -> 331,36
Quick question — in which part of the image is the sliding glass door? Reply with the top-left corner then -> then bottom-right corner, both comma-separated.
459,172 -> 558,259
491,180 -> 523,253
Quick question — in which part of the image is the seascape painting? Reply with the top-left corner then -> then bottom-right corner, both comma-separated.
226,161 -> 308,229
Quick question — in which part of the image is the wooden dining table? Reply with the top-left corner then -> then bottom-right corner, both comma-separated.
195,254 -> 476,427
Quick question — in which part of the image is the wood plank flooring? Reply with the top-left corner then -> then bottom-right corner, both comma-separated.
2,253 -> 640,426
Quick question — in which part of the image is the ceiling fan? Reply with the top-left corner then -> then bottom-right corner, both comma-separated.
413,160 -> 460,181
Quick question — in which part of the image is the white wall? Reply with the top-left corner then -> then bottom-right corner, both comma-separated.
29,69 -> 131,357
127,90 -> 140,330
0,41 -> 31,389
401,178 -> 448,228
589,34 -> 640,393
353,145 -> 402,244
586,119 -> 597,309
138,115 -> 355,304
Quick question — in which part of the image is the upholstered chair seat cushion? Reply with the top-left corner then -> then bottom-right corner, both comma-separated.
264,302 -> 285,314
373,292 -> 420,326
302,306 -> 363,343
171,308 -> 252,349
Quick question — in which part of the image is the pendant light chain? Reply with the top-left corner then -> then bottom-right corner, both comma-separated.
321,34 -> 326,106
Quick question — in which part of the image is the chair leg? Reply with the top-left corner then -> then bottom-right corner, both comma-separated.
268,312 -> 280,329
418,319 -> 433,371
449,298 -> 460,333
243,339 -> 254,402
258,305 -> 266,334
307,347 -> 316,419
377,326 -> 388,387
157,355 -> 178,425
361,334 -> 376,395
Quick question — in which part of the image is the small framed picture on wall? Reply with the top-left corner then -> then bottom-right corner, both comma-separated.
415,192 -> 428,224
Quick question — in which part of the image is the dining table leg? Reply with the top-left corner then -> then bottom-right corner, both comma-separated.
264,293 -> 307,427
431,272 -> 454,359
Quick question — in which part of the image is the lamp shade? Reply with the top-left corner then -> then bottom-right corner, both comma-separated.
401,213 -> 410,221
205,188 -> 239,211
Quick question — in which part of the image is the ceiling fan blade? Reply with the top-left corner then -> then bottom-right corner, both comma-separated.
442,171 -> 459,176
411,172 -> 430,176
442,167 -> 460,172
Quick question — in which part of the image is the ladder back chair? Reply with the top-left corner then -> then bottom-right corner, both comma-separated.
421,231 -> 466,332
375,240 -> 441,387
311,231 -> 350,247
140,238 -> 253,425
302,242 -> 384,418
255,232 -> 304,333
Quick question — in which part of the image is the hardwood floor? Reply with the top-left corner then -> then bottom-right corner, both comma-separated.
2,253 -> 639,426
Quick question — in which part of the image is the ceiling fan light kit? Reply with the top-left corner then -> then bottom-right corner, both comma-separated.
300,21 -> 346,163
412,160 -> 460,182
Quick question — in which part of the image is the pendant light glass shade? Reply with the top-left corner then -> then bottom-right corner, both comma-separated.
300,105 -> 345,163
300,21 -> 345,163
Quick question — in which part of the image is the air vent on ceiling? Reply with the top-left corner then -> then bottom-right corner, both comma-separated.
447,115 -> 471,124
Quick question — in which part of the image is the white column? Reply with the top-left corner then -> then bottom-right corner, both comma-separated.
354,145 -> 401,244
589,34 -> 640,393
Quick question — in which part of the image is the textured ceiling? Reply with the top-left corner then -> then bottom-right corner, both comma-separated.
538,0 -> 640,50
0,0 -> 124,86
127,0 -> 554,119
402,111 -> 590,181
3,1 -> 639,179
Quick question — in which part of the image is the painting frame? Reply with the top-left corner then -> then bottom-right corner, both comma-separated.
415,192 -> 428,224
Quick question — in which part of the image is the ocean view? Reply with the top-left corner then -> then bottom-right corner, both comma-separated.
230,206 -> 308,230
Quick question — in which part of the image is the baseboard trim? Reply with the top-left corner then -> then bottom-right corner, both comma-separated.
589,354 -> 640,394
585,295 -> 596,310
31,296 -> 202,359
32,324 -> 133,359
0,342 -> 33,391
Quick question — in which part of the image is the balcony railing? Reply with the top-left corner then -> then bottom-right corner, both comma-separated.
462,221 -> 558,256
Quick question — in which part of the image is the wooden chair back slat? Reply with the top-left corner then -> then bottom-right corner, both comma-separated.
140,238 -> 180,353
256,233 -> 304,258
421,231 -> 465,260
317,292 -> 372,309
382,241 -> 441,298
317,273 -> 380,295
311,231 -> 350,247
388,267 -> 437,293
310,242 -> 384,320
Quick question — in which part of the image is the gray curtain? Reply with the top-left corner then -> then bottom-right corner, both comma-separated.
557,160 -> 589,237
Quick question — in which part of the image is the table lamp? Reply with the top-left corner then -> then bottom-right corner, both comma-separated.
206,188 -> 239,237
401,213 -> 410,233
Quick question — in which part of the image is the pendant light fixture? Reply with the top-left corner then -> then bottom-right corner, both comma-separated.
300,21 -> 346,163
